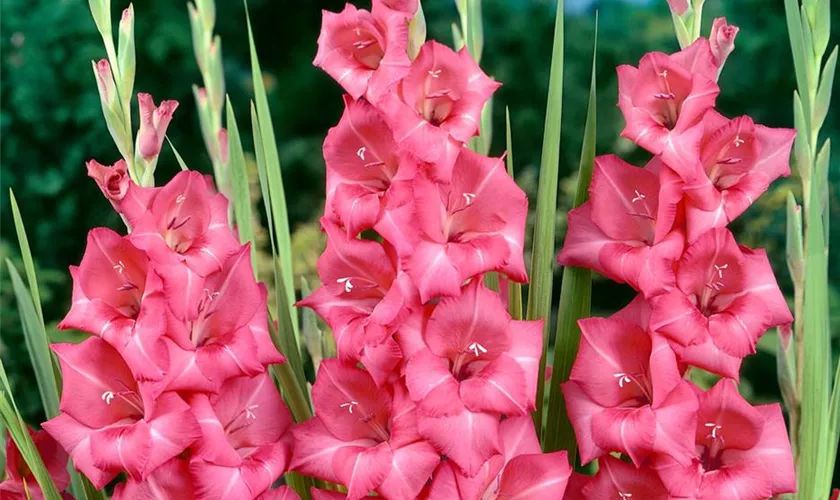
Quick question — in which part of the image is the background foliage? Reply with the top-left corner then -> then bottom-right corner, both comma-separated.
1,0 -> 838,463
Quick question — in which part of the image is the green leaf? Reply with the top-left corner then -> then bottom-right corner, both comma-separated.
797,131 -> 831,498
166,137 -> 190,171
543,14 -> 597,455
300,277 -> 324,372
785,0 -> 812,119
10,191 -> 44,326
785,191 -> 805,287
6,262 -> 61,420
451,23 -> 464,51
0,358 -> 63,500
464,0 -> 484,62
225,96 -> 257,273
813,46 -> 837,139
824,350 -> 840,484
505,107 -> 522,321
813,0 -> 830,61
793,92 -> 811,190
245,4 -> 297,336
527,0 -> 564,432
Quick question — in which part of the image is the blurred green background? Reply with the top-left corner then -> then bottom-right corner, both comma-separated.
1,0 -> 838,456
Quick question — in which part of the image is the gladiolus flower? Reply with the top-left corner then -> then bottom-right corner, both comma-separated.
0,428 -> 71,500
709,18 -> 739,70
557,155 -> 685,298
314,3 -> 411,103
157,247 -> 284,393
652,379 -> 796,499
299,219 -> 417,385
58,228 -> 168,381
380,148 -> 527,301
648,227 -> 792,363
188,373 -> 294,500
566,455 -> 674,499
323,96 -> 417,237
617,39 -> 719,166
378,41 -> 500,178
136,93 -> 178,161
422,416 -> 571,499
403,280 -> 542,475
119,170 -> 241,278
561,315 -> 698,466
42,337 -> 201,488
291,360 -> 440,500
87,159 -> 130,205
661,111 -> 795,242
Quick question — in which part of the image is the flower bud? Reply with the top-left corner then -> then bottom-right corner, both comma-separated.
117,4 -> 136,105
86,159 -> 130,203
93,59 -> 116,106
407,3 -> 427,60
666,0 -> 689,15
710,17 -> 739,69
136,93 -> 179,161
218,128 -> 229,166
88,0 -> 112,37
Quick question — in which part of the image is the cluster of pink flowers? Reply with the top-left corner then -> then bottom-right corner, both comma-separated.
294,0 -> 572,498
39,159 -> 298,498
559,29 -> 798,499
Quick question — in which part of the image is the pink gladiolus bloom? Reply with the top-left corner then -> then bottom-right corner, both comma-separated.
58,228 -> 168,380
567,455 -> 675,499
87,159 -> 130,204
375,0 -> 419,14
666,0 -> 689,15
617,39 -> 719,165
557,155 -> 685,298
158,247 -> 284,393
404,280 -> 542,475
120,170 -> 241,277
378,41 -> 500,178
709,18 -> 739,69
423,416 -> 571,499
561,315 -> 698,466
662,110 -> 796,242
291,360 -> 440,500
648,227 -> 792,362
381,149 -> 527,301
323,96 -> 417,237
653,379 -> 796,500
0,428 -> 71,500
136,93 -> 178,160
299,220 -> 417,385
112,458 -> 194,500
188,373 -> 294,500
42,337 -> 201,488
313,3 -> 411,103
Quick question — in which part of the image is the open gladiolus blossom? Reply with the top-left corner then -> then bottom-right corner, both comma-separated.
3,0 -> 799,499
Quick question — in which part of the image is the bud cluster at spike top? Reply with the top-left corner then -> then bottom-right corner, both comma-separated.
2,1 -> 800,499
559,25 -> 798,500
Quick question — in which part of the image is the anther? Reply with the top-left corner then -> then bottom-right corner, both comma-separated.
733,136 -> 745,147
340,401 -> 359,414
101,391 -> 115,405
337,277 -> 354,293
113,261 -> 126,274
467,342 -> 487,356
613,373 -> 633,388
462,193 -> 476,206
428,69 -> 441,78
705,422 -> 723,440
631,190 -> 646,203
356,146 -> 367,161
176,194 -> 186,204
653,92 -> 676,100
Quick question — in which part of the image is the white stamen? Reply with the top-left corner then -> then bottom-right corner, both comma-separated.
462,192 -> 476,206
336,277 -> 354,293
340,401 -> 359,414
467,342 -> 487,356
631,190 -> 646,203
733,136 -> 745,147
113,261 -> 126,274
613,372 -> 633,388
356,146 -> 367,161
245,404 -> 259,421
176,194 -> 186,204
705,422 -> 722,439
354,27 -> 361,36
101,391 -> 115,405
714,263 -> 728,279
659,69 -> 668,78
428,69 -> 441,78
619,493 -> 633,500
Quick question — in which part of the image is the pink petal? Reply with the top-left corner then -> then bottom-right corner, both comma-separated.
376,441 -> 440,499
494,451 -> 571,499
417,409 -> 502,477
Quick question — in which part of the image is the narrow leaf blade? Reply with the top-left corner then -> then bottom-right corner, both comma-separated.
505,107 -> 523,321
225,96 -> 257,274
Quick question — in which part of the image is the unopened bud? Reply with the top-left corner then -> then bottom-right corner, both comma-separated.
218,129 -> 229,166
666,0 -> 689,15
136,93 -> 179,161
93,59 -> 117,105
118,4 -> 136,108
407,3 -> 427,60
710,17 -> 739,72
88,0 -> 112,37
